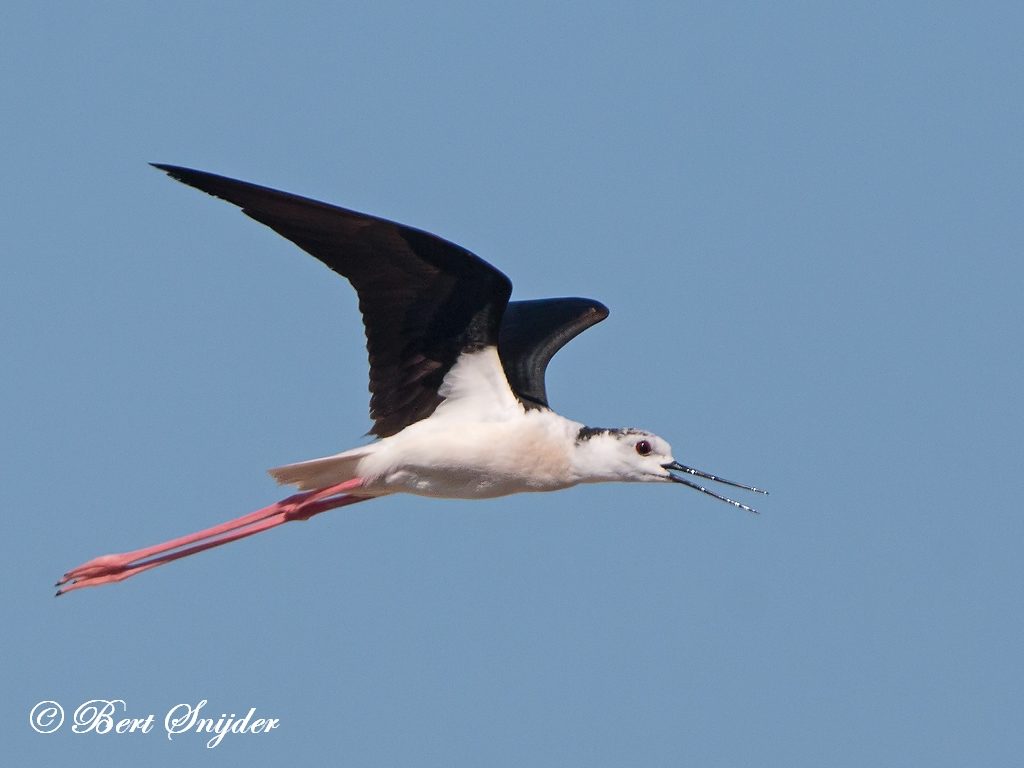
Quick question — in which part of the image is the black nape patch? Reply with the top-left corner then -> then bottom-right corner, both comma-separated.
575,426 -> 644,444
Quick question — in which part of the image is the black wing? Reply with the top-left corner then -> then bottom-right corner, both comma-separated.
153,164 -> 512,438
498,298 -> 609,410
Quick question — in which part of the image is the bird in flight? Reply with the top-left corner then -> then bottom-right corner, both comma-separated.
57,165 -> 766,595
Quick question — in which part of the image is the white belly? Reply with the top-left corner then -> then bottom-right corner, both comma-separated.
356,412 -> 580,499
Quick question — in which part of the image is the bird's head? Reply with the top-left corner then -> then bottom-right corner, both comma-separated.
573,426 -> 767,512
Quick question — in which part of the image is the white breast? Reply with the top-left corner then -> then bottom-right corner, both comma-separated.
358,409 -> 582,499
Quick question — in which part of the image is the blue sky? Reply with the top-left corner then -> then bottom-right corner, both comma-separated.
4,1 -> 1022,765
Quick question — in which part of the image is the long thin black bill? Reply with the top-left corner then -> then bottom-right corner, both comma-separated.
667,474 -> 760,514
662,461 -> 768,495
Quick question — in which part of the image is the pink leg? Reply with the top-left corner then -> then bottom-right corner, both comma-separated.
57,478 -> 370,595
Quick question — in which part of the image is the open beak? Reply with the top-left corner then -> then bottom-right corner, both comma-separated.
661,461 -> 768,514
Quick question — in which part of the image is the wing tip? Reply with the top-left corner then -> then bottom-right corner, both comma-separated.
149,163 -> 253,207
150,161 -> 181,175
150,162 -> 205,186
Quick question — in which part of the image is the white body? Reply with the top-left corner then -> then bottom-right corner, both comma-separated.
269,347 -> 677,498
360,410 -> 583,498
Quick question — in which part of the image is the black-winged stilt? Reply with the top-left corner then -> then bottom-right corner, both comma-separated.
57,165 -> 766,595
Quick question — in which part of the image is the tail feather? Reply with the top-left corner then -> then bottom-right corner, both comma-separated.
268,447 -> 369,491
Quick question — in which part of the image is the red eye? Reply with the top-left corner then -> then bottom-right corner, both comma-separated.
635,440 -> 652,456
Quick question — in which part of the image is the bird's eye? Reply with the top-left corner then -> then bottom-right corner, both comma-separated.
635,440 -> 652,456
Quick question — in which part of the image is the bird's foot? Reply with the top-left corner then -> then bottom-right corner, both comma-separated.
56,554 -> 164,595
